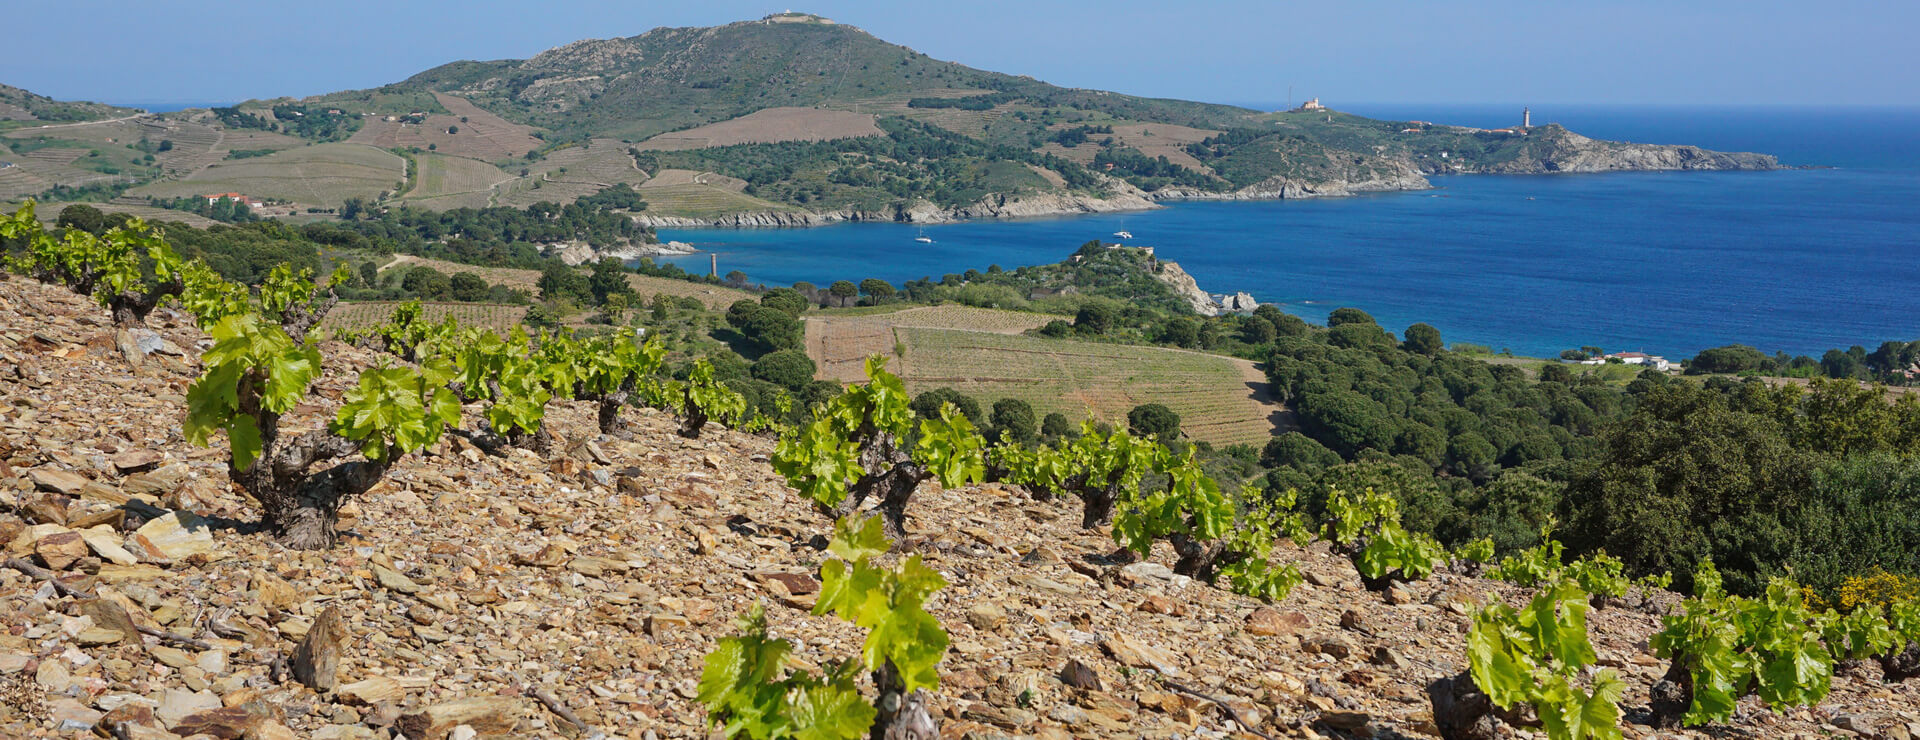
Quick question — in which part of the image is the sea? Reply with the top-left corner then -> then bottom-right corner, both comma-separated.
654,104 -> 1920,359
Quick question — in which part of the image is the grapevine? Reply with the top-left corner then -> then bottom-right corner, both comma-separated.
1430,579 -> 1624,740
701,515 -> 947,738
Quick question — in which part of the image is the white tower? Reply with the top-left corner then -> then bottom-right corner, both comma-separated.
1523,107 -> 1531,128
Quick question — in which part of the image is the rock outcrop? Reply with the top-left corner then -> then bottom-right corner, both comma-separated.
548,240 -> 695,266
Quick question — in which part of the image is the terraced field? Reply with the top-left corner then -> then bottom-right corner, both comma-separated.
806,306 -> 1057,381
131,143 -> 404,209
397,153 -> 510,210
12,148 -> 119,187
492,139 -> 648,209
0,162 -> 50,201
319,301 -> 527,334
636,107 -> 882,150
874,328 -> 1284,447
347,94 -> 542,162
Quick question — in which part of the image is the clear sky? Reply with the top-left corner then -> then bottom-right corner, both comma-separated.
7,1 -> 1914,107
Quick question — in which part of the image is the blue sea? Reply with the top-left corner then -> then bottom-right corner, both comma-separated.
656,104 -> 1920,359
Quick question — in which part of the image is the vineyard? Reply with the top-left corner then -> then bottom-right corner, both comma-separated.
318,301 -> 527,334
130,142 -> 406,210
878,327 -> 1282,447
394,153 -> 509,211
5,199 -> 1920,739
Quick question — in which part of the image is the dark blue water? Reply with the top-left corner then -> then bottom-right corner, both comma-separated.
657,105 -> 1920,359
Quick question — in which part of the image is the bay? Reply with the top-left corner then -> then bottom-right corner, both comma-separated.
657,105 -> 1920,359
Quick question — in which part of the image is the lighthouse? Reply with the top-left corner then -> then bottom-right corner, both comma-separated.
1523,107 -> 1531,128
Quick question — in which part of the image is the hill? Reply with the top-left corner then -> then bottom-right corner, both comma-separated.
0,15 -> 1776,222
0,260 -> 1913,740
0,84 -> 140,127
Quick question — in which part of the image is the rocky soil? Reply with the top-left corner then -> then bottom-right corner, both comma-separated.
2,275 -> 1919,739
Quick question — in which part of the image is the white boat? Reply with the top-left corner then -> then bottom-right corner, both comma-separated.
1113,230 -> 1133,239
914,236 -> 933,244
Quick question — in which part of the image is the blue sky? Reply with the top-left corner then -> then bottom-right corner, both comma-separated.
7,1 -> 1914,107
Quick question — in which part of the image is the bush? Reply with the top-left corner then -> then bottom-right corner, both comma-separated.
751,349 -> 817,391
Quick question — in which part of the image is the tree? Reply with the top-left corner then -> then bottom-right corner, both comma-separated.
449,272 -> 489,302
911,388 -> 981,424
729,304 -> 803,354
538,263 -> 592,304
724,270 -> 749,287
1074,302 -> 1117,335
1327,307 -> 1375,327
358,262 -> 379,288
401,265 -> 452,299
588,257 -> 633,305
1159,317 -> 1199,347
1041,412 -> 1074,440
340,197 -> 366,221
1127,403 -> 1181,440
56,204 -> 106,234
988,398 -> 1038,444
829,280 -> 858,308
601,293 -> 631,324
859,278 -> 895,304
1687,344 -> 1768,375
751,349 -> 817,391
760,287 -> 810,318
1402,323 -> 1443,355
1239,317 -> 1277,345
1261,432 -> 1341,470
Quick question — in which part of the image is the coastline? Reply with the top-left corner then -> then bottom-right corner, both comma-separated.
633,147 -> 1777,230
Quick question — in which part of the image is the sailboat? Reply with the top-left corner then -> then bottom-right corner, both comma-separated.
1112,230 -> 1133,240
913,227 -> 933,244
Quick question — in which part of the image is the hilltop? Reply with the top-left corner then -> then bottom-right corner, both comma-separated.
1,13 -> 1775,222
0,85 -> 140,126
1,272 -> 1913,739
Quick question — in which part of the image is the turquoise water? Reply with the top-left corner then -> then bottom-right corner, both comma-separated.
657,106 -> 1920,359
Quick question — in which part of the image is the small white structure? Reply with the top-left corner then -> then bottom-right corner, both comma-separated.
1577,351 -> 1675,372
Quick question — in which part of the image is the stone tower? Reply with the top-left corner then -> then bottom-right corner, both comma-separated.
1523,107 -> 1531,128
